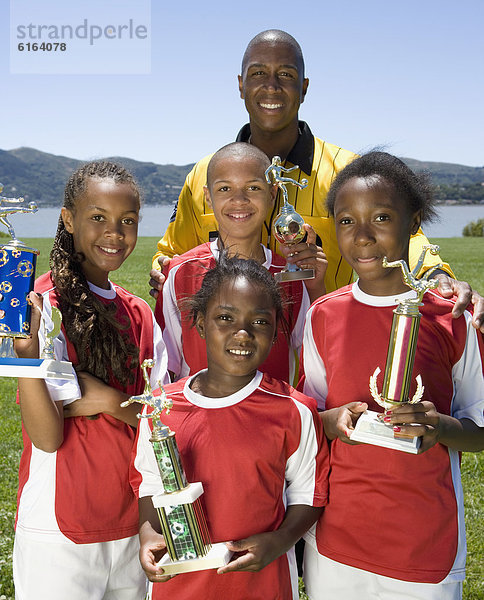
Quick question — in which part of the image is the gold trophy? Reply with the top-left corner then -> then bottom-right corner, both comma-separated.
122,360 -> 231,575
0,184 -> 74,379
265,156 -> 315,282
350,245 -> 442,453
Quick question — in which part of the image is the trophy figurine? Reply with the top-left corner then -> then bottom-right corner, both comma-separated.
350,245 -> 442,453
122,360 -> 231,575
0,184 -> 74,379
265,156 -> 315,282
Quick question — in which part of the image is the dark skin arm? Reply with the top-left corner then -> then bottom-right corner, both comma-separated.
218,504 -> 322,574
138,496 -> 322,580
434,271 -> 484,333
14,293 -> 64,452
62,371 -> 142,427
138,496 -> 169,582
320,400 -> 483,454
389,402 -> 484,453
149,255 -> 171,300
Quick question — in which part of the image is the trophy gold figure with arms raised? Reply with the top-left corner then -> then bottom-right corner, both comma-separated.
265,156 -> 315,282
122,359 -> 231,575
350,245 -> 442,453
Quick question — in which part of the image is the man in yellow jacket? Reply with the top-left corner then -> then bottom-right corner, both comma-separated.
150,29 -> 484,329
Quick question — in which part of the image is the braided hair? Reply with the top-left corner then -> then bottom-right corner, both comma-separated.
50,161 -> 140,386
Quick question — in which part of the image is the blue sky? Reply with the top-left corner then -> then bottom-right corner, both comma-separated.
1,0 -> 483,167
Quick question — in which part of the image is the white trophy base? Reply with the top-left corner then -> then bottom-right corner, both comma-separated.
0,358 -> 76,380
275,268 -> 315,282
350,410 -> 421,454
157,542 -> 232,575
152,481 -> 203,508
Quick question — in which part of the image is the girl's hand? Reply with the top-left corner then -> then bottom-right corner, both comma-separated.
13,292 -> 42,359
389,401 -> 440,453
320,402 -> 368,443
217,532 -> 281,574
139,527 -> 171,583
280,224 -> 328,303
149,255 -> 172,299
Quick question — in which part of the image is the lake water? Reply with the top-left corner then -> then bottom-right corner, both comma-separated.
5,203 -> 484,239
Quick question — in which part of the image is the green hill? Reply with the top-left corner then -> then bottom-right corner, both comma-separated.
0,147 -> 193,206
1,147 -> 483,206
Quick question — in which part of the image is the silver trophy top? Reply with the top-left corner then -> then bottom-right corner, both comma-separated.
264,156 -> 308,206
121,358 -> 172,439
0,184 -> 38,241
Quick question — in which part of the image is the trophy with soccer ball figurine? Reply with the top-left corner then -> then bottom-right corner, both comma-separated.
350,245 -> 442,453
122,359 -> 231,575
0,184 -> 74,379
265,156 -> 315,282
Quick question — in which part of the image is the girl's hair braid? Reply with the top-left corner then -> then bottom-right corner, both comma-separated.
50,161 -> 141,386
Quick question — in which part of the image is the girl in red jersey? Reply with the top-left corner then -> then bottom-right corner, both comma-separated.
301,152 -> 484,600
132,252 -> 329,600
13,162 -> 168,600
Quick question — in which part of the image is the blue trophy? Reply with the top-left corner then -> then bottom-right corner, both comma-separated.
0,184 -> 74,379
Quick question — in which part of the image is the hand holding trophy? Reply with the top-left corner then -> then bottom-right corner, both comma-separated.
265,156 -> 315,282
0,184 -> 74,379
350,245 -> 442,453
122,359 -> 231,575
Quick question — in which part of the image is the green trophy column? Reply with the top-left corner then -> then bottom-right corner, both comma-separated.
151,429 -> 211,561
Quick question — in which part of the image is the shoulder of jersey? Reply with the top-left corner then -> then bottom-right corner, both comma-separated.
34,271 -> 56,294
111,282 -> 153,311
169,243 -> 214,271
259,373 -> 317,410
311,284 -> 353,308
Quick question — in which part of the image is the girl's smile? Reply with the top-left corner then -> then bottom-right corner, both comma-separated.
61,179 -> 139,289
195,276 -> 277,397
334,176 -> 421,297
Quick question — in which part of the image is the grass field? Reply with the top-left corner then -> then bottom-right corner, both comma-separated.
0,236 -> 483,599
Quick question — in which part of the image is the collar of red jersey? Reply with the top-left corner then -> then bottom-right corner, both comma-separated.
184,370 -> 264,409
87,280 -> 116,300
352,280 -> 418,307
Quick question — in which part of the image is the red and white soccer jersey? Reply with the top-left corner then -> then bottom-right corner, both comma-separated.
131,371 -> 329,600
301,282 -> 484,584
16,271 -> 169,545
155,240 -> 309,383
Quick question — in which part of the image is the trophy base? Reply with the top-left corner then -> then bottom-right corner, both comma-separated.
0,357 -> 76,380
157,542 -> 232,575
275,268 -> 315,282
350,410 -> 420,454
152,481 -> 203,508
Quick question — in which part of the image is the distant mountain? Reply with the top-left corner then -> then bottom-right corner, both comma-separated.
0,147 -> 483,206
401,158 -> 484,185
0,147 -> 194,206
